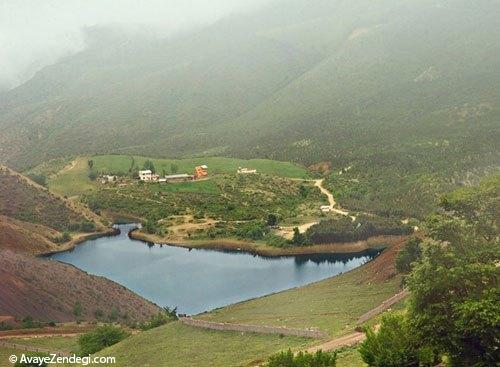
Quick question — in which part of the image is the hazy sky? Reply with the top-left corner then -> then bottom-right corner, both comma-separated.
0,0 -> 272,90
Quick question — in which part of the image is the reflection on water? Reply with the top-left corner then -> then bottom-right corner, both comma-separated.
51,224 -> 380,315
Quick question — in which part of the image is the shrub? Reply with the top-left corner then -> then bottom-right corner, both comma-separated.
78,324 -> 129,355
359,313 -> 437,367
79,221 -> 96,232
73,301 -> 84,317
267,349 -> 337,367
140,307 -> 177,330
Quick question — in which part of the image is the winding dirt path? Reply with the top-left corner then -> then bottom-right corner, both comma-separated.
314,179 -> 354,219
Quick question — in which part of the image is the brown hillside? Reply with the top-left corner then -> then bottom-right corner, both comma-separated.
0,165 -> 103,231
0,250 -> 161,323
0,215 -> 57,254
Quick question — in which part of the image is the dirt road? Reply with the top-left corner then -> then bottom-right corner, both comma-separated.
314,179 -> 354,219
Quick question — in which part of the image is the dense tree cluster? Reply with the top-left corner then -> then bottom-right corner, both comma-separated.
360,174 -> 500,366
305,215 -> 412,244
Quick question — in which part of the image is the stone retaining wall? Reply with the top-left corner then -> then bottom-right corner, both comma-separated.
180,317 -> 328,339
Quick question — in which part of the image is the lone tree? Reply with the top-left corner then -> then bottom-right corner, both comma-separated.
267,213 -> 278,227
143,159 -> 156,173
292,227 -> 306,246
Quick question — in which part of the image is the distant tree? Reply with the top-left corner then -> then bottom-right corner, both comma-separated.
292,227 -> 305,246
108,308 -> 120,322
267,213 -> 278,227
170,163 -> 178,174
73,300 -> 83,317
267,349 -> 337,367
143,159 -> 156,173
88,171 -> 98,181
78,325 -> 128,356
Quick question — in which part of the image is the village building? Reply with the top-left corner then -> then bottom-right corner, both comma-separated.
139,170 -> 152,181
237,167 -> 257,174
320,205 -> 331,212
194,165 -> 208,179
164,174 -> 194,183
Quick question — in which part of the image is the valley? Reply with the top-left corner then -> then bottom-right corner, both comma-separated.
0,0 -> 498,365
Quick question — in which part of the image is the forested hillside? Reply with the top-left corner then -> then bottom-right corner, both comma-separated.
0,0 -> 498,217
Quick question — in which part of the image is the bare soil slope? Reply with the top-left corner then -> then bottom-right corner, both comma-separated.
0,250 -> 161,323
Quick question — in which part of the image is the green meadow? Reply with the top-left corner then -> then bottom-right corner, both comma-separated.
92,155 -> 310,179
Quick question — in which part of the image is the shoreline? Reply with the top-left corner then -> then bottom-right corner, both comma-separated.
129,229 -> 405,257
38,227 -> 119,257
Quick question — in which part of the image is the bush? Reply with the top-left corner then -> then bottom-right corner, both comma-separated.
267,349 -> 337,367
78,324 -> 129,355
80,221 -> 96,232
359,313 -> 437,367
140,307 -> 177,330
88,171 -> 98,181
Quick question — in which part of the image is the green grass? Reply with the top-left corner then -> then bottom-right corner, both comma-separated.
97,322 -> 312,367
0,347 -> 25,367
198,265 -> 401,338
0,346 -> 72,367
150,179 -> 219,194
92,155 -> 310,178
4,336 -> 79,354
336,347 -> 366,367
48,157 -> 94,197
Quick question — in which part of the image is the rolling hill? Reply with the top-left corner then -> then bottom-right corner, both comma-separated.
0,250 -> 161,323
0,0 -> 498,217
0,166 -> 162,323
0,165 -> 106,254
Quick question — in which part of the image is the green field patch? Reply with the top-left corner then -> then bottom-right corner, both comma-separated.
4,335 -> 79,354
199,265 -> 401,338
48,157 -> 94,197
97,322 -> 311,367
92,154 -> 309,178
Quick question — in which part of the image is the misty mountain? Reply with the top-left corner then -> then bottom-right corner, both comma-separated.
0,0 -> 499,175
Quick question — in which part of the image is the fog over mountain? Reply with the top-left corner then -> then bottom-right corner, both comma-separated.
0,0 -> 272,90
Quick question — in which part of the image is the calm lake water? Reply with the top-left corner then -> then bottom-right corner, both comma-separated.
51,224 -> 380,315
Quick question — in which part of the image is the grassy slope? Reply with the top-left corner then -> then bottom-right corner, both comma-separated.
97,243 -> 402,366
98,322 -> 311,367
41,154 -> 309,197
4,336 -> 79,354
92,154 -> 310,178
336,347 -> 366,367
48,157 -> 94,197
197,260 -> 400,338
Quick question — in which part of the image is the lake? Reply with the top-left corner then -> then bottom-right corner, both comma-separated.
51,224 -> 380,315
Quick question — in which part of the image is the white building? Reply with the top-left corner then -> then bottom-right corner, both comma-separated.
320,205 -> 332,212
237,167 -> 257,174
139,170 -> 153,181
